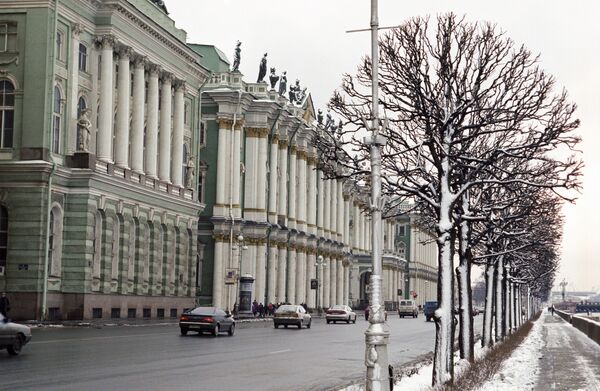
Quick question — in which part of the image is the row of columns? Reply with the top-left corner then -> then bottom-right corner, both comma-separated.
95,35 -> 187,187
383,267 -> 404,301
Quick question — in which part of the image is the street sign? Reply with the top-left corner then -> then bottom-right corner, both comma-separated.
310,279 -> 318,290
224,269 -> 237,285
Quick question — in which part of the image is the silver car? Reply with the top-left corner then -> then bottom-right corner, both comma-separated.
273,305 -> 312,329
326,305 -> 357,324
0,313 -> 32,355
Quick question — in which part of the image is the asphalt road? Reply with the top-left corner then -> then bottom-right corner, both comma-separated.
0,314 -> 483,391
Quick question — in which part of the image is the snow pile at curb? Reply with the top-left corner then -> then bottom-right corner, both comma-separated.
479,317 -> 544,390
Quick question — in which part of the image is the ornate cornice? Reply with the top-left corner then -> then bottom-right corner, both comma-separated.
246,127 -> 268,138
278,139 -> 289,148
217,119 -> 233,128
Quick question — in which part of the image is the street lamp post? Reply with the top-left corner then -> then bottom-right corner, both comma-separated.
364,0 -> 390,389
316,255 -> 326,315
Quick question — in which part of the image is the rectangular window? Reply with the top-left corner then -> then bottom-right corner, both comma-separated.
398,225 -> 406,237
48,307 -> 61,321
170,308 -> 177,318
92,308 -> 103,319
111,308 -> 121,319
0,23 -> 17,52
52,114 -> 61,153
157,308 -> 165,319
127,308 -> 137,319
56,31 -> 64,61
199,121 -> 206,146
184,102 -> 190,126
78,43 -> 88,72
0,109 -> 14,148
143,308 -> 151,318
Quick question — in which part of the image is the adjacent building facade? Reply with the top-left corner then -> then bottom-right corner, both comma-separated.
0,0 -> 438,320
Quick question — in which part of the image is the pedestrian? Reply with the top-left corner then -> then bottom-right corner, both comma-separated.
252,300 -> 258,317
0,292 -> 9,318
258,303 -> 265,318
268,302 -> 274,316
550,305 -> 555,316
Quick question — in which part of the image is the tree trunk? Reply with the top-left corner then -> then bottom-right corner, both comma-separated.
432,197 -> 456,385
494,255 -> 504,342
503,265 -> 511,336
482,261 -> 495,348
456,209 -> 474,362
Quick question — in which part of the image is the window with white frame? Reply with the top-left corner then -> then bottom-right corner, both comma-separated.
0,80 -> 15,148
0,23 -> 17,52
52,85 -> 62,153
78,43 -> 88,72
199,121 -> 206,146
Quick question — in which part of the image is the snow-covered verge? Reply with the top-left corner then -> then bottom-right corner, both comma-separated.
478,317 -> 544,390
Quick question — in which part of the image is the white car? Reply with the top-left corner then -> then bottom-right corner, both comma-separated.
326,305 -> 357,324
0,313 -> 32,356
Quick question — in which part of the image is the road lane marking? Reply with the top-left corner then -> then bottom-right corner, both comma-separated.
30,331 -> 173,344
268,349 -> 291,354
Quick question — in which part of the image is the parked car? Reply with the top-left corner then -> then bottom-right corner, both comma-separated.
326,305 -> 357,324
398,299 -> 418,318
424,300 -> 438,322
179,307 -> 235,337
0,313 -> 32,356
364,307 -> 388,321
273,305 -> 312,329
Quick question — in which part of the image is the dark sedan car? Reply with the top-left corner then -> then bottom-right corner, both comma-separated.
179,307 -> 235,337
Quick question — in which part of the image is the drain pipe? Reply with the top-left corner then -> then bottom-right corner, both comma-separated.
228,90 -> 243,310
42,0 -> 60,321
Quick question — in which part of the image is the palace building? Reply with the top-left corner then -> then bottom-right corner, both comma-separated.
0,0 -> 437,320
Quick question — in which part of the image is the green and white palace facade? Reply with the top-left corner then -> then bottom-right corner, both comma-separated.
0,0 -> 437,320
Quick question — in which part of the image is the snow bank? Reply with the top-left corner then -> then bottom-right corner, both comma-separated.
479,317 -> 544,390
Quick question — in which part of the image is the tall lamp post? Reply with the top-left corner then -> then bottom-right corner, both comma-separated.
364,0 -> 390,389
316,255 -> 327,315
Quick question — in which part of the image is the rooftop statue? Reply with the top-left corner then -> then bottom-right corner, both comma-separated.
232,41 -> 241,72
257,53 -> 267,83
317,109 -> 324,126
269,67 -> 279,90
149,0 -> 168,14
278,71 -> 287,96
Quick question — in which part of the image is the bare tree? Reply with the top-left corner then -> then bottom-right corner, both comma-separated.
325,14 -> 582,385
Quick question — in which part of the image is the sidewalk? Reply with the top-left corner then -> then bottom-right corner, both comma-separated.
535,312 -> 600,390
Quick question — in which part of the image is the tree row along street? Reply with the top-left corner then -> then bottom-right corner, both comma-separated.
0,316 -> 482,391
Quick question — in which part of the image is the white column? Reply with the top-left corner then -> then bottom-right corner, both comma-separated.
277,140 -> 288,223
324,180 -> 331,239
330,257 -> 337,305
171,81 -> 185,187
130,56 -> 146,173
336,258 -> 344,304
323,257 -> 331,308
344,198 -> 350,247
255,242 -> 267,304
307,252 -> 316,308
144,65 -> 160,178
158,74 -> 172,182
97,35 -> 115,162
244,133 -> 257,218
267,243 -> 278,304
353,203 -> 360,251
257,131 -> 268,221
297,150 -> 307,230
344,264 -> 350,305
212,239 -> 224,308
214,119 -> 230,211
232,124 -> 242,218
68,24 -> 82,155
317,170 -> 324,238
115,47 -> 131,168
287,248 -> 297,303
268,137 -> 279,224
296,250 -> 306,304
277,245 -> 287,303
330,180 -> 337,241
336,180 -> 344,243
288,147 -> 297,229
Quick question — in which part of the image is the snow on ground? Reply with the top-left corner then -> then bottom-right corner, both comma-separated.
479,317 -> 544,391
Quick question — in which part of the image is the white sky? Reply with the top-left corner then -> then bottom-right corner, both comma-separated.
166,0 -> 600,292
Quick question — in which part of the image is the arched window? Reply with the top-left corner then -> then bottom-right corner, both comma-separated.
0,205 -> 8,271
0,80 -> 14,148
52,85 -> 62,153
48,204 -> 63,278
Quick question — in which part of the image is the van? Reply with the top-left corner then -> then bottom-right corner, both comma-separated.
398,299 -> 418,318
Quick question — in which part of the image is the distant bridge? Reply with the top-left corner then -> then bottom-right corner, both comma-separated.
576,302 -> 600,313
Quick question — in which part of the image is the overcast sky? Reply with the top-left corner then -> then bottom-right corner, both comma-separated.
167,0 -> 600,292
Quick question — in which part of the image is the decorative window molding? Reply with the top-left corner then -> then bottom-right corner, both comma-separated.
0,80 -> 15,148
